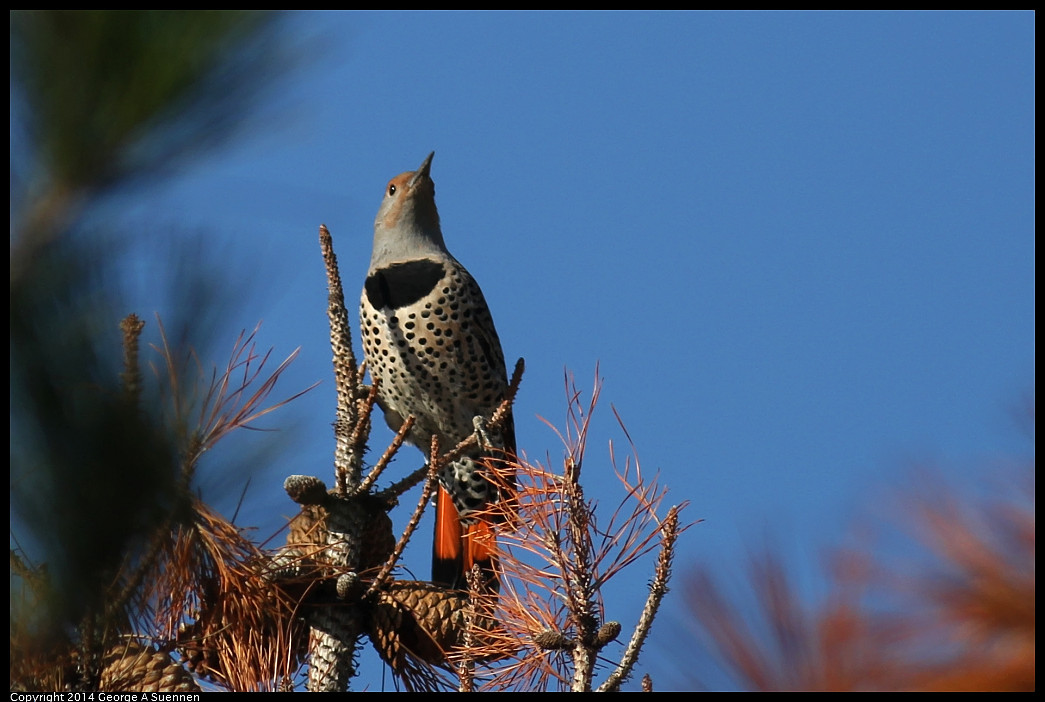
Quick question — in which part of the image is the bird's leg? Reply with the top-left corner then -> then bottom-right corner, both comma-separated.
472,415 -> 493,452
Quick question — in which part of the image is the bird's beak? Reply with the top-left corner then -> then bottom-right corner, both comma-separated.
411,152 -> 435,186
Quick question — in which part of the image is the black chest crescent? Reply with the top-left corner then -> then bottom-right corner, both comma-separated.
364,259 -> 446,311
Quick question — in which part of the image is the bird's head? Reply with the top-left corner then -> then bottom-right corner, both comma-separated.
370,152 -> 447,267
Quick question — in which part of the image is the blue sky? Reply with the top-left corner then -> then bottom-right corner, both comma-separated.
106,11 -> 1033,690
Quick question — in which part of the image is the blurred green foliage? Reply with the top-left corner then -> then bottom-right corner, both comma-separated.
10,10 -> 281,648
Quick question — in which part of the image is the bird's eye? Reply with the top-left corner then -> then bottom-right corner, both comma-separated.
388,183 -> 397,196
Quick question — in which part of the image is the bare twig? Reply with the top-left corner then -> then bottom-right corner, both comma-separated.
375,462 -> 432,505
119,314 -> 146,405
302,224 -> 373,691
358,413 -> 415,496
599,506 -> 680,691
366,453 -> 442,597
320,223 -> 363,495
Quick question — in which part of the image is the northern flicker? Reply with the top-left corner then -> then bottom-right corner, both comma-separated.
360,152 -> 515,592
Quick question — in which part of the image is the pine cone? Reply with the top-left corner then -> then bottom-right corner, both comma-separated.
99,641 -> 200,693
367,579 -> 512,674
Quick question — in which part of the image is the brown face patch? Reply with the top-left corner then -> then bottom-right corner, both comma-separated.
379,172 -> 415,229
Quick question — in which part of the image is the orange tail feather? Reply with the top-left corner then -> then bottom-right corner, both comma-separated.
432,485 -> 499,592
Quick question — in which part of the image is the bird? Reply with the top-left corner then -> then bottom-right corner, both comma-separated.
359,152 -> 515,593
